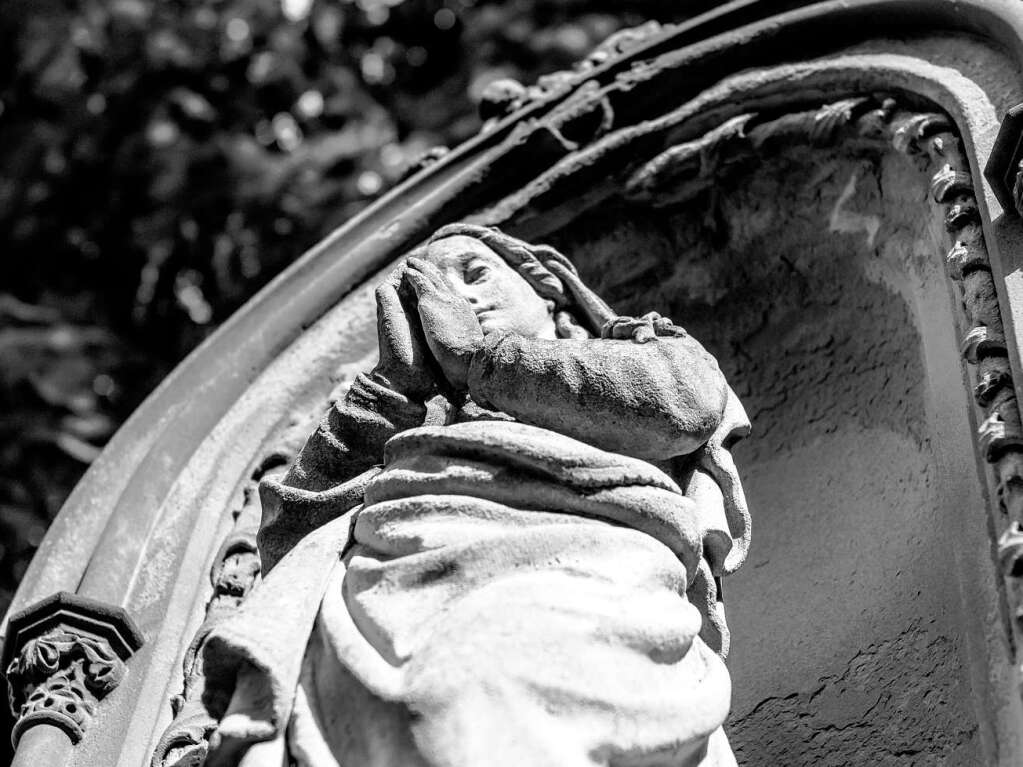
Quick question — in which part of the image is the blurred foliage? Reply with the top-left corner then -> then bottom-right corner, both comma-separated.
0,0 -> 719,754
0,0 -> 711,615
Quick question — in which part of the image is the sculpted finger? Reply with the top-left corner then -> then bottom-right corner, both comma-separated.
392,265 -> 422,305
601,317 -> 630,339
386,264 -> 405,286
405,257 -> 437,281
611,320 -> 637,339
419,259 -> 449,285
407,257 -> 452,291
373,282 -> 419,375
653,316 -> 688,337
375,281 -> 403,320
633,324 -> 656,343
403,267 -> 436,297
379,284 -> 414,336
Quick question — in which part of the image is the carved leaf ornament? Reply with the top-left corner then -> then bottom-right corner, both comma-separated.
7,4 -> 1023,763
7,628 -> 125,744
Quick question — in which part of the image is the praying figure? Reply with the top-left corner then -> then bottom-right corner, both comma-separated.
197,223 -> 751,767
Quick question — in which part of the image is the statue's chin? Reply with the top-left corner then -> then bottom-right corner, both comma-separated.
477,315 -> 506,336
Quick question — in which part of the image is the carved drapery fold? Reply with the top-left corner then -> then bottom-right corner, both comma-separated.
149,530 -> 263,767
148,532 -> 260,767
630,93 -> 1023,687
1,4 -> 1021,763
150,423 -> 312,767
144,91 -> 1023,767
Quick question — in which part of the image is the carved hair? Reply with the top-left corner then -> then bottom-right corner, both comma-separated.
427,223 -> 616,339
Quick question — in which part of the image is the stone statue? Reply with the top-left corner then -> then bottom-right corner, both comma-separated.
197,223 -> 751,767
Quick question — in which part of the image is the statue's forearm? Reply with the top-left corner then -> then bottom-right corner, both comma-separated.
256,373 -> 428,569
467,333 -> 728,460
281,372 -> 428,492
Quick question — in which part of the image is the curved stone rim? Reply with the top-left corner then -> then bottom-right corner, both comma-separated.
11,0 -> 1023,624
7,3 -> 1023,764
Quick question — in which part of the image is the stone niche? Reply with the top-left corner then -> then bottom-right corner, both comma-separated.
527,111 -> 994,764
9,6 -> 1023,767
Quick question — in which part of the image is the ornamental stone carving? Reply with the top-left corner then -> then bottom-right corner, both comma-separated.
7,629 -> 125,745
9,6 -> 1023,766
192,224 -> 751,767
151,440 -> 309,767
2,591 -> 143,749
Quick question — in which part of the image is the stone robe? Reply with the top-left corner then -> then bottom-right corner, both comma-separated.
202,330 -> 749,767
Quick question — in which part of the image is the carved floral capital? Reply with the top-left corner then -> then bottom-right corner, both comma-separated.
2,591 -> 143,747
7,628 -> 125,744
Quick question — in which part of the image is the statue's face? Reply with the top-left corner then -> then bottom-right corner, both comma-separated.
423,235 -> 557,339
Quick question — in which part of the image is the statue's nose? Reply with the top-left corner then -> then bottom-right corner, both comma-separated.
457,286 -> 480,306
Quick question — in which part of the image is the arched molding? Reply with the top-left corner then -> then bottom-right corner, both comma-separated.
7,2 -> 1023,765
11,2 -> 1023,619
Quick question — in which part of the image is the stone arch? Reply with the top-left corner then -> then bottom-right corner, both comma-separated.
7,4 -> 1023,765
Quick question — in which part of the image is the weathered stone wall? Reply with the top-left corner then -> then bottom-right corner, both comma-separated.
547,141 -> 988,764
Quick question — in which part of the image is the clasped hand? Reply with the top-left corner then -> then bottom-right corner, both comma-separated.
371,257 -> 484,399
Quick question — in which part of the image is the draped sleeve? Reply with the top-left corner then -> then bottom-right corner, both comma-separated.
466,333 -> 728,460
257,372 -> 429,570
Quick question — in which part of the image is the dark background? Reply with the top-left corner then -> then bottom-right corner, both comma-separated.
0,0 -> 722,621
0,2 -> 722,755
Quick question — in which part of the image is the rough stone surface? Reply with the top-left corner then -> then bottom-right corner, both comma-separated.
193,225 -> 749,767
545,139 -> 982,763
731,627 -> 978,765
9,25 -> 1020,762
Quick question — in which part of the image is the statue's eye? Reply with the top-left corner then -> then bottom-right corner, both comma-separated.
466,265 -> 488,283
